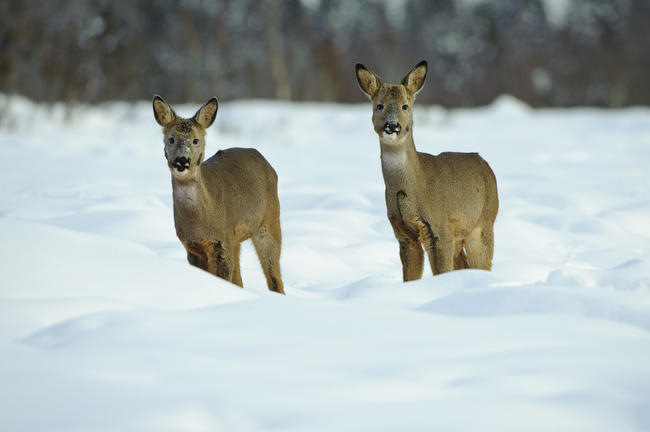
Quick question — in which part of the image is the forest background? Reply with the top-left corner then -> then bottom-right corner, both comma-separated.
2,0 -> 648,108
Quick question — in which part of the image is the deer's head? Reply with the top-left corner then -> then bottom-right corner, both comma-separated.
356,61 -> 427,145
153,95 -> 218,180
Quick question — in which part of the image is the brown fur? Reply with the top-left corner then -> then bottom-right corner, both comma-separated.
153,95 -> 284,294
356,61 -> 499,280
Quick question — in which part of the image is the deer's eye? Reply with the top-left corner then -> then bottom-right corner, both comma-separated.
402,104 -> 409,110
376,103 -> 384,111
192,138 -> 199,145
168,137 -> 175,145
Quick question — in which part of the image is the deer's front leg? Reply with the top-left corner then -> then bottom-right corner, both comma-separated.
207,240 -> 234,283
399,239 -> 424,281
416,218 -> 454,275
185,242 -> 208,271
187,251 -> 204,268
389,215 -> 424,281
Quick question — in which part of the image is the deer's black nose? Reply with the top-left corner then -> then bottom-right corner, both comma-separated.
384,122 -> 401,133
173,156 -> 191,171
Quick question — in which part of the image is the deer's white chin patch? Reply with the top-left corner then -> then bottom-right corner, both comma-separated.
172,167 -> 191,177
380,132 -> 402,145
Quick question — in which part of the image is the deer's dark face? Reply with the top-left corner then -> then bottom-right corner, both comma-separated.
355,61 -> 427,145
371,84 -> 414,144
153,95 -> 217,180
163,119 -> 206,179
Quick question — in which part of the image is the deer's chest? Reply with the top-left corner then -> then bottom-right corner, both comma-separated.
386,188 -> 422,238
173,184 -> 207,238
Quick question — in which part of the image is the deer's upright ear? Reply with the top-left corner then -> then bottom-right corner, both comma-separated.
153,95 -> 176,127
193,97 -> 219,129
355,63 -> 383,99
401,60 -> 427,96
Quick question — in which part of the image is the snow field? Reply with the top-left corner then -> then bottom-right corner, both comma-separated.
1,94 -> 650,431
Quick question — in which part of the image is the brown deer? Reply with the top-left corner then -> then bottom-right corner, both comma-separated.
355,61 -> 499,280
153,95 -> 284,294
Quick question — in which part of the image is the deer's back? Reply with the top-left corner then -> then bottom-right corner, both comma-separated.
201,148 -> 278,233
203,146 -> 277,187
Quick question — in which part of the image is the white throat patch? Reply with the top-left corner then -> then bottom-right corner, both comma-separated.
381,150 -> 407,171
173,182 -> 199,205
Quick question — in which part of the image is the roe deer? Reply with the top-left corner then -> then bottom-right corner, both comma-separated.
153,95 -> 284,294
355,61 -> 499,280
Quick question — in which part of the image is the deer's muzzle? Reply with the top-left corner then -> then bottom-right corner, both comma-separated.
173,156 -> 191,172
383,122 -> 401,135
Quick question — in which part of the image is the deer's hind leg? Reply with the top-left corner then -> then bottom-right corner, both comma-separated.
465,225 -> 494,270
252,220 -> 284,295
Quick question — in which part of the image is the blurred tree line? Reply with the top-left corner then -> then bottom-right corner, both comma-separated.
1,0 -> 648,107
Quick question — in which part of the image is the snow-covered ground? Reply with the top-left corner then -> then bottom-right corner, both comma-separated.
1,94 -> 649,431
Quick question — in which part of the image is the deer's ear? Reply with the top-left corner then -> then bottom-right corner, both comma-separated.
401,60 -> 427,96
153,95 -> 176,127
355,63 -> 382,99
193,97 -> 218,129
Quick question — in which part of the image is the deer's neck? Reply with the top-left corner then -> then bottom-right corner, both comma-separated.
379,133 -> 420,193
171,170 -> 210,222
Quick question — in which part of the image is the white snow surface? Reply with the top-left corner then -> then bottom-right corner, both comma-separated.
1,94 -> 650,431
